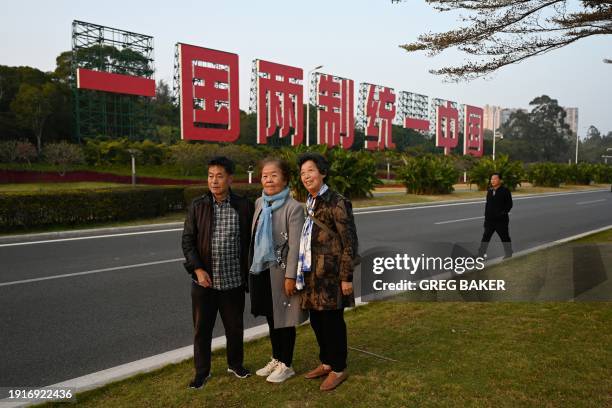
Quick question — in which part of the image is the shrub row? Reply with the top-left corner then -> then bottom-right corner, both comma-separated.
468,155 -> 525,191
277,145 -> 382,200
397,154 -> 459,194
0,184 -> 262,232
528,162 -> 612,187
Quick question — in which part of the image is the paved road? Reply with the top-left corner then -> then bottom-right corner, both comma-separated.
0,189 -> 610,389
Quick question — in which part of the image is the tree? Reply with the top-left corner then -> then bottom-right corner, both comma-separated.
10,83 -> 59,152
152,80 -> 179,128
401,1 -> 612,80
580,125 -> 612,162
497,95 -> 572,162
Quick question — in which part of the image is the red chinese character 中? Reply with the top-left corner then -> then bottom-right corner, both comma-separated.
256,60 -> 303,146
435,101 -> 459,155
365,85 -> 396,150
178,43 -> 240,142
316,74 -> 354,149
463,105 -> 484,157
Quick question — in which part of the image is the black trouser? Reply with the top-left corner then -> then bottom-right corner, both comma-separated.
191,284 -> 245,377
309,309 -> 347,372
265,315 -> 296,367
479,219 -> 513,257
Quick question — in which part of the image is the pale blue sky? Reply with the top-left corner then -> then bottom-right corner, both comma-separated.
1,0 -> 611,136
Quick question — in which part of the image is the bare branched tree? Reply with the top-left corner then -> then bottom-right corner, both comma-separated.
400,1 -> 612,81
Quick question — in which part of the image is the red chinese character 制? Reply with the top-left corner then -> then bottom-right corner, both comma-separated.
256,60 -> 303,146
316,74 -> 354,149
178,43 -> 240,142
463,105 -> 484,157
365,85 -> 396,150
435,101 -> 459,155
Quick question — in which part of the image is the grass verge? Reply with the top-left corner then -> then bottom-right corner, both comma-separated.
42,230 -> 612,407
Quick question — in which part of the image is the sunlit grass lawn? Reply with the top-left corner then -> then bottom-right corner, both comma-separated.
42,230 -> 612,408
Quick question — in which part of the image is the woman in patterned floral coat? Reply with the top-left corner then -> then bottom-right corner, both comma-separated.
296,152 -> 359,392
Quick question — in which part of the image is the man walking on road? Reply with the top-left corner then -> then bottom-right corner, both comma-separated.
182,156 -> 255,389
478,173 -> 513,259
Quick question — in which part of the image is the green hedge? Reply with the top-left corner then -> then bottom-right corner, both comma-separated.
527,162 -> 612,187
183,184 -> 263,206
527,162 -> 566,187
397,154 -> 459,195
468,155 -> 524,191
278,145 -> 382,201
0,184 -> 264,232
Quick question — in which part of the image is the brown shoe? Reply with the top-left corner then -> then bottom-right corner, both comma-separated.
304,364 -> 332,379
320,371 -> 348,391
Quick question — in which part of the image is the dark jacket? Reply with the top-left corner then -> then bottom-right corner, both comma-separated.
301,189 -> 359,311
484,185 -> 513,223
181,190 -> 254,290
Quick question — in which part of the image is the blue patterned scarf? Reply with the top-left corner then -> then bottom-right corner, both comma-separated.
250,187 -> 290,274
296,184 -> 329,290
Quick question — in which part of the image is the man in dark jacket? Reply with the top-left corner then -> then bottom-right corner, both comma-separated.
182,156 -> 254,389
478,173 -> 513,258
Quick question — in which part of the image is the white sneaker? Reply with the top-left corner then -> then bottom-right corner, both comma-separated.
256,358 -> 279,377
266,362 -> 295,383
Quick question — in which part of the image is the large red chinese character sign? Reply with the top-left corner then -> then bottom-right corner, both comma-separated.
315,74 -> 354,149
177,43 -> 240,142
255,59 -> 303,146
435,100 -> 460,155
463,105 -> 484,157
398,91 -> 430,133
362,84 -> 396,150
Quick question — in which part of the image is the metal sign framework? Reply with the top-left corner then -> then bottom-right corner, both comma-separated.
72,20 -> 155,141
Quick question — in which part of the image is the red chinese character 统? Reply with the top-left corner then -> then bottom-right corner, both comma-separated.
365,85 -> 396,150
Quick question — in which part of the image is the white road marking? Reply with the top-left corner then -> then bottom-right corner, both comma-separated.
0,228 -> 183,248
0,189 -> 607,246
434,216 -> 484,225
576,199 -> 607,205
354,189 -> 607,215
0,258 -> 184,288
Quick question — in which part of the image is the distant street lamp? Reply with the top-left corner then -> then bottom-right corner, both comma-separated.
247,165 -> 254,184
305,65 -> 323,146
491,107 -> 503,161
126,149 -> 140,186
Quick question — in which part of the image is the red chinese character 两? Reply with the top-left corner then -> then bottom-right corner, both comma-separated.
178,43 -> 240,142
365,85 -> 396,150
463,105 -> 484,157
316,74 -> 354,149
256,60 -> 303,146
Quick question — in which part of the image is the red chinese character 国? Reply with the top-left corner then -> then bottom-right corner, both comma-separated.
178,43 -> 240,142
463,105 -> 484,157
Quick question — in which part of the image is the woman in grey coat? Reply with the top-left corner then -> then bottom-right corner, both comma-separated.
249,157 -> 307,383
